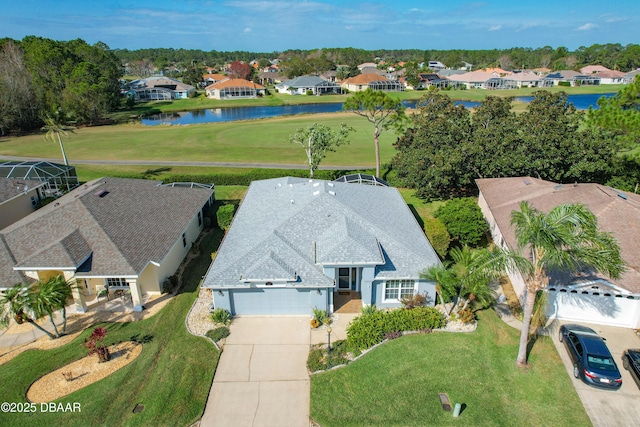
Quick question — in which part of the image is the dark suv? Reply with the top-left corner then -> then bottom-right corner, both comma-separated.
559,324 -> 622,390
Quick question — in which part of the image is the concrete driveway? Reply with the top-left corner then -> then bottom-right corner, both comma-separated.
550,321 -> 640,427
201,317 -> 311,427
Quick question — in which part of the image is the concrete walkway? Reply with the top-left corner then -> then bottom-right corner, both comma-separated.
201,317 -> 311,427
0,311 -> 66,348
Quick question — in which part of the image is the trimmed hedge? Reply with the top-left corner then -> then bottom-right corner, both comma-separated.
346,307 -> 445,350
206,326 -> 230,342
423,217 -> 450,259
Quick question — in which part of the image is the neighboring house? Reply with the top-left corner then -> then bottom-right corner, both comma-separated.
580,65 -> 611,74
476,177 -> 640,328
402,73 -> 448,90
129,76 -> 196,101
427,61 -> 446,70
624,69 -> 640,84
460,61 -> 473,71
597,70 -> 627,84
532,67 -> 551,76
481,67 -> 512,76
205,78 -> 266,99
357,62 -> 378,70
203,73 -> 228,86
202,177 -> 440,315
0,178 -> 46,230
0,161 -> 78,196
502,72 -> 542,88
340,74 -> 403,92
541,70 -> 600,87
319,70 -> 337,83
447,71 -> 499,89
275,76 -> 342,95
437,69 -> 467,78
0,177 -> 214,312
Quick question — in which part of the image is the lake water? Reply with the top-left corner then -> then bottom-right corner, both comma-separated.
142,93 -> 615,126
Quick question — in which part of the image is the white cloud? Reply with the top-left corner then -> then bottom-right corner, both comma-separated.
488,25 -> 502,31
244,27 -> 252,33
577,23 -> 597,31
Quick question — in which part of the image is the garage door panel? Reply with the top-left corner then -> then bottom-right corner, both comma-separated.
230,288 -> 312,315
547,291 -> 640,328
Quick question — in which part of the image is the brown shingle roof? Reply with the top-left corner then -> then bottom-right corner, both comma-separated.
1,177 -> 213,279
476,177 -> 640,293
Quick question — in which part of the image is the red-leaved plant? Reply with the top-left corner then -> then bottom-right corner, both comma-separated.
84,327 -> 110,363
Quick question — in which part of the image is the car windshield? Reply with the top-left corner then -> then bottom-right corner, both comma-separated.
587,355 -> 616,371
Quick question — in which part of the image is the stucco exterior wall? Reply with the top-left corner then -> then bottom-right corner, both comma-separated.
0,187 -> 42,229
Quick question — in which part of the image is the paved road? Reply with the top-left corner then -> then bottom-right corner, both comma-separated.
0,155 -> 369,170
550,321 -> 640,427
201,317 -> 311,427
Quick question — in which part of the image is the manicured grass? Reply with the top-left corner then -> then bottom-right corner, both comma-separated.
0,229 -> 224,427
0,113 -> 397,168
310,309 -> 591,427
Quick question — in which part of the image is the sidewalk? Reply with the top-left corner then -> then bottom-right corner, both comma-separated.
492,282 -> 524,330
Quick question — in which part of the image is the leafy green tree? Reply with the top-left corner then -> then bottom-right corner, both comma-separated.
434,198 -> 488,247
288,123 -> 353,177
343,89 -> 406,177
403,61 -> 422,89
476,202 -> 625,367
587,74 -> 640,148
216,204 -> 235,232
42,110 -> 76,166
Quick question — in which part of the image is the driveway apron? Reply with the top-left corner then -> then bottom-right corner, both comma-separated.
551,321 -> 640,427
201,317 -> 311,427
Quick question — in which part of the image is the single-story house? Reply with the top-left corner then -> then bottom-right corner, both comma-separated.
447,71 -> 499,89
402,73 -> 449,90
129,76 -> 196,101
275,76 -> 342,95
476,177 -> 640,328
257,71 -> 284,85
541,70 -> 600,87
0,177 -> 214,312
202,177 -> 441,315
205,78 -> 266,99
340,74 -> 403,92
624,70 -> 640,84
504,72 -> 542,88
580,65 -> 611,74
0,178 -> 47,230
597,70 -> 627,84
203,73 -> 228,86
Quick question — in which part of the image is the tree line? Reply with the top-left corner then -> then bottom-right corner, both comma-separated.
0,36 -> 122,135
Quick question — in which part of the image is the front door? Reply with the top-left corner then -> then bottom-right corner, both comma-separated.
338,267 -> 357,291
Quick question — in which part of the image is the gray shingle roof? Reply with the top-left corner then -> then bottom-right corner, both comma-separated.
0,177 -> 45,204
0,177 -> 213,282
203,177 -> 440,289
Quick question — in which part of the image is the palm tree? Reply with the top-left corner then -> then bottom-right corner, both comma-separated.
477,201 -> 625,367
0,283 -> 30,326
42,111 -> 75,166
29,275 -> 74,338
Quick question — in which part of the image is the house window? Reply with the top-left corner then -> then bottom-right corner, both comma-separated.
384,280 -> 415,301
182,233 -> 187,247
198,211 -> 202,226
106,278 -> 130,288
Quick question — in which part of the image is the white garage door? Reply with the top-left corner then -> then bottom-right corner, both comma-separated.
230,288 -> 312,315
547,287 -> 640,328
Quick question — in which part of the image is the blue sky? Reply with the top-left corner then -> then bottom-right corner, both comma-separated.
2,0 -> 638,52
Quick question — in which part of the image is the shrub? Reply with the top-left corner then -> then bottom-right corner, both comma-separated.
423,217 -> 450,259
312,307 -> 328,325
306,90 -> 314,96
216,204 -> 235,231
206,326 -> 230,342
307,340 -> 352,372
210,308 -> 232,326
360,304 -> 378,315
307,347 -> 325,372
84,327 -> 110,363
400,292 -> 429,309
457,307 -> 475,324
434,198 -> 488,247
346,307 -> 446,350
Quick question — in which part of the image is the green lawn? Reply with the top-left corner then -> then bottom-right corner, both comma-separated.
0,113 -> 397,168
311,309 -> 591,427
0,229 -> 224,427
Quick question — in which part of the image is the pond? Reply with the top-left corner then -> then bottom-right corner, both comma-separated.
141,93 -> 615,126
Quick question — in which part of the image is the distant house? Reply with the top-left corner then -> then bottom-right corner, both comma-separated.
129,77 -> 196,101
476,177 -> 640,329
341,74 -> 403,92
275,76 -> 342,95
205,78 -> 266,99
504,72 -> 542,88
597,70 -> 626,84
460,61 -> 473,71
203,73 -> 228,86
357,62 -> 378,70
202,177 -> 441,315
624,70 -> 640,84
0,177 -> 214,312
257,71 -> 283,86
480,67 -> 512,76
0,161 -> 78,196
447,71 -> 499,89
427,61 -> 446,70
402,73 -> 449,90
0,178 -> 47,230
541,70 -> 600,87
580,65 -> 611,74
